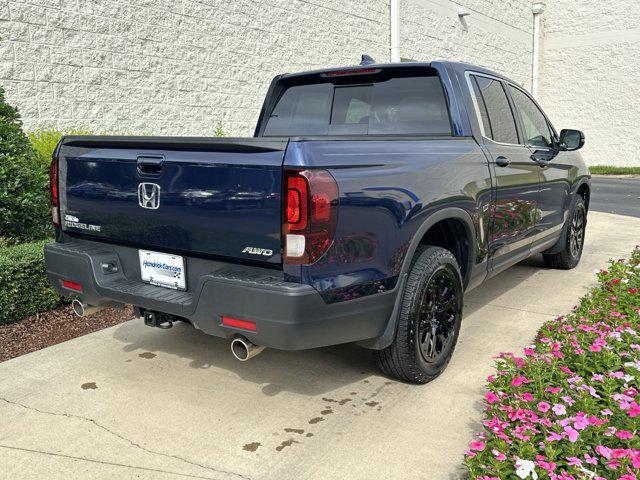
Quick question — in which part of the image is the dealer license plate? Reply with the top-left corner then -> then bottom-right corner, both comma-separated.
139,250 -> 186,290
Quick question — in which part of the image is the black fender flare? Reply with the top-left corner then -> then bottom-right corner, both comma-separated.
358,207 -> 477,350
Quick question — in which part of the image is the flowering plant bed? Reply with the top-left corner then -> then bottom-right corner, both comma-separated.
465,247 -> 640,480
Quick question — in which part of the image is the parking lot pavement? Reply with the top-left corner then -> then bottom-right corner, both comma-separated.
591,176 -> 640,218
1,211 -> 639,480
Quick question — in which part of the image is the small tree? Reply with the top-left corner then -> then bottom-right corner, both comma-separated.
0,87 -> 50,244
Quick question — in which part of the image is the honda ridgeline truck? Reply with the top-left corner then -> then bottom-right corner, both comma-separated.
45,60 -> 589,383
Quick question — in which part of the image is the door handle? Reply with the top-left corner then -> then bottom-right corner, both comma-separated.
495,156 -> 510,167
530,154 -> 549,168
530,149 -> 554,167
137,156 -> 164,176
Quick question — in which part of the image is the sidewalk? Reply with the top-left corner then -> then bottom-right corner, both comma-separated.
1,211 -> 639,480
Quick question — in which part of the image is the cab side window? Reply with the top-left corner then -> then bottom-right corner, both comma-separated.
508,86 -> 553,148
470,75 -> 519,145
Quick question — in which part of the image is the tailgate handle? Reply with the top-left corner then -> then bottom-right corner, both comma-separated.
137,156 -> 164,176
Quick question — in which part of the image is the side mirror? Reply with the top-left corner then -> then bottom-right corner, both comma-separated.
559,129 -> 585,151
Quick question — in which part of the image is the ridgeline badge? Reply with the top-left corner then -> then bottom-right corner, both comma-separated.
63,214 -> 101,232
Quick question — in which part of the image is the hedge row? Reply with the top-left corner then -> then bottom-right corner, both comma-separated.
0,239 -> 62,325
0,87 -> 53,245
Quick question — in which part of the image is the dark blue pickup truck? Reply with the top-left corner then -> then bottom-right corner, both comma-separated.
45,60 -> 589,383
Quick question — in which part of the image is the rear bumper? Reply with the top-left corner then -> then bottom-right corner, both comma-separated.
44,239 -> 395,350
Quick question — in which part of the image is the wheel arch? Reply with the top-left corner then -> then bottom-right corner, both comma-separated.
576,181 -> 590,212
402,208 -> 476,289
358,207 -> 477,350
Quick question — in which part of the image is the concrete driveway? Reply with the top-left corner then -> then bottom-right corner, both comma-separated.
1,211 -> 639,480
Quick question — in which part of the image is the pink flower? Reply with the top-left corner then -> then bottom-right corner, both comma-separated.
546,431 -> 565,442
596,445 -> 612,459
616,430 -> 633,439
485,391 -> 500,404
566,456 -> 582,467
536,459 -> 556,471
584,453 -> 598,465
537,402 -> 551,413
573,416 -> 589,430
618,475 -> 637,480
606,460 -> 621,469
564,426 -> 579,442
627,402 -> 640,418
552,403 -> 567,416
491,449 -> 506,461
511,376 -> 531,387
469,440 -> 485,451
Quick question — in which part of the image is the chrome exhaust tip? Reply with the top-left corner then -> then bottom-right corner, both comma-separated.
72,299 -> 104,318
230,336 -> 265,361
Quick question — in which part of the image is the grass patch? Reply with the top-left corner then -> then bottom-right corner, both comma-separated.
590,166 -> 640,175
464,247 -> 640,479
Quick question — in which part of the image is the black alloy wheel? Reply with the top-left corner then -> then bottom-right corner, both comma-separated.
417,269 -> 459,363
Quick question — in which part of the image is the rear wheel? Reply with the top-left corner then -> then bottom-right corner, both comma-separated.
543,195 -> 586,270
375,246 -> 463,384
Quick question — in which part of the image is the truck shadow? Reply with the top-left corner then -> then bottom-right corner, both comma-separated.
110,254 -> 549,397
464,254 -> 547,317
111,319 -> 379,397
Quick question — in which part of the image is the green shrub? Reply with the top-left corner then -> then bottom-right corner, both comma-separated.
28,129 -> 91,168
0,239 -> 62,324
0,88 -> 51,244
213,122 -> 225,137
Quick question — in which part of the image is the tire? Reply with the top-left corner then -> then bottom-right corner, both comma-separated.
375,246 -> 463,384
543,195 -> 586,270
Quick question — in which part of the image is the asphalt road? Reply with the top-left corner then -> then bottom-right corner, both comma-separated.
590,176 -> 640,218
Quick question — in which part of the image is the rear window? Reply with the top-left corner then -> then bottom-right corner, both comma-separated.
263,71 -> 452,136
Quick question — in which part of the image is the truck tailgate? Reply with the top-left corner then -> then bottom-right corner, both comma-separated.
57,136 -> 288,265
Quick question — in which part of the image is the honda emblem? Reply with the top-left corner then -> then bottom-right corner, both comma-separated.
138,183 -> 161,209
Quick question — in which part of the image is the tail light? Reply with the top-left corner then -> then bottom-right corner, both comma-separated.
282,169 -> 338,264
50,156 -> 60,227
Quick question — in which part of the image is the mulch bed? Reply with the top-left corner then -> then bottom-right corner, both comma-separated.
0,304 -> 133,362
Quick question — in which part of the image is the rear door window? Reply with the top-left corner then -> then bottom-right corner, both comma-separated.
470,75 -> 519,145
263,72 -> 451,136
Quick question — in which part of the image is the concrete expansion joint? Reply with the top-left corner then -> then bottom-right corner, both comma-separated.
464,300 -> 554,317
0,396 -> 252,480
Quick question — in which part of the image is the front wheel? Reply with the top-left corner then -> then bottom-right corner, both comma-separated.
543,195 -> 586,270
375,246 -> 463,384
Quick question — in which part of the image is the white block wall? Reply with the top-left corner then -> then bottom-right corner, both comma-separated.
400,0 -> 534,88
538,0 -> 640,166
0,0 -> 391,136
0,0 -> 538,138
6,0 -> 636,168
